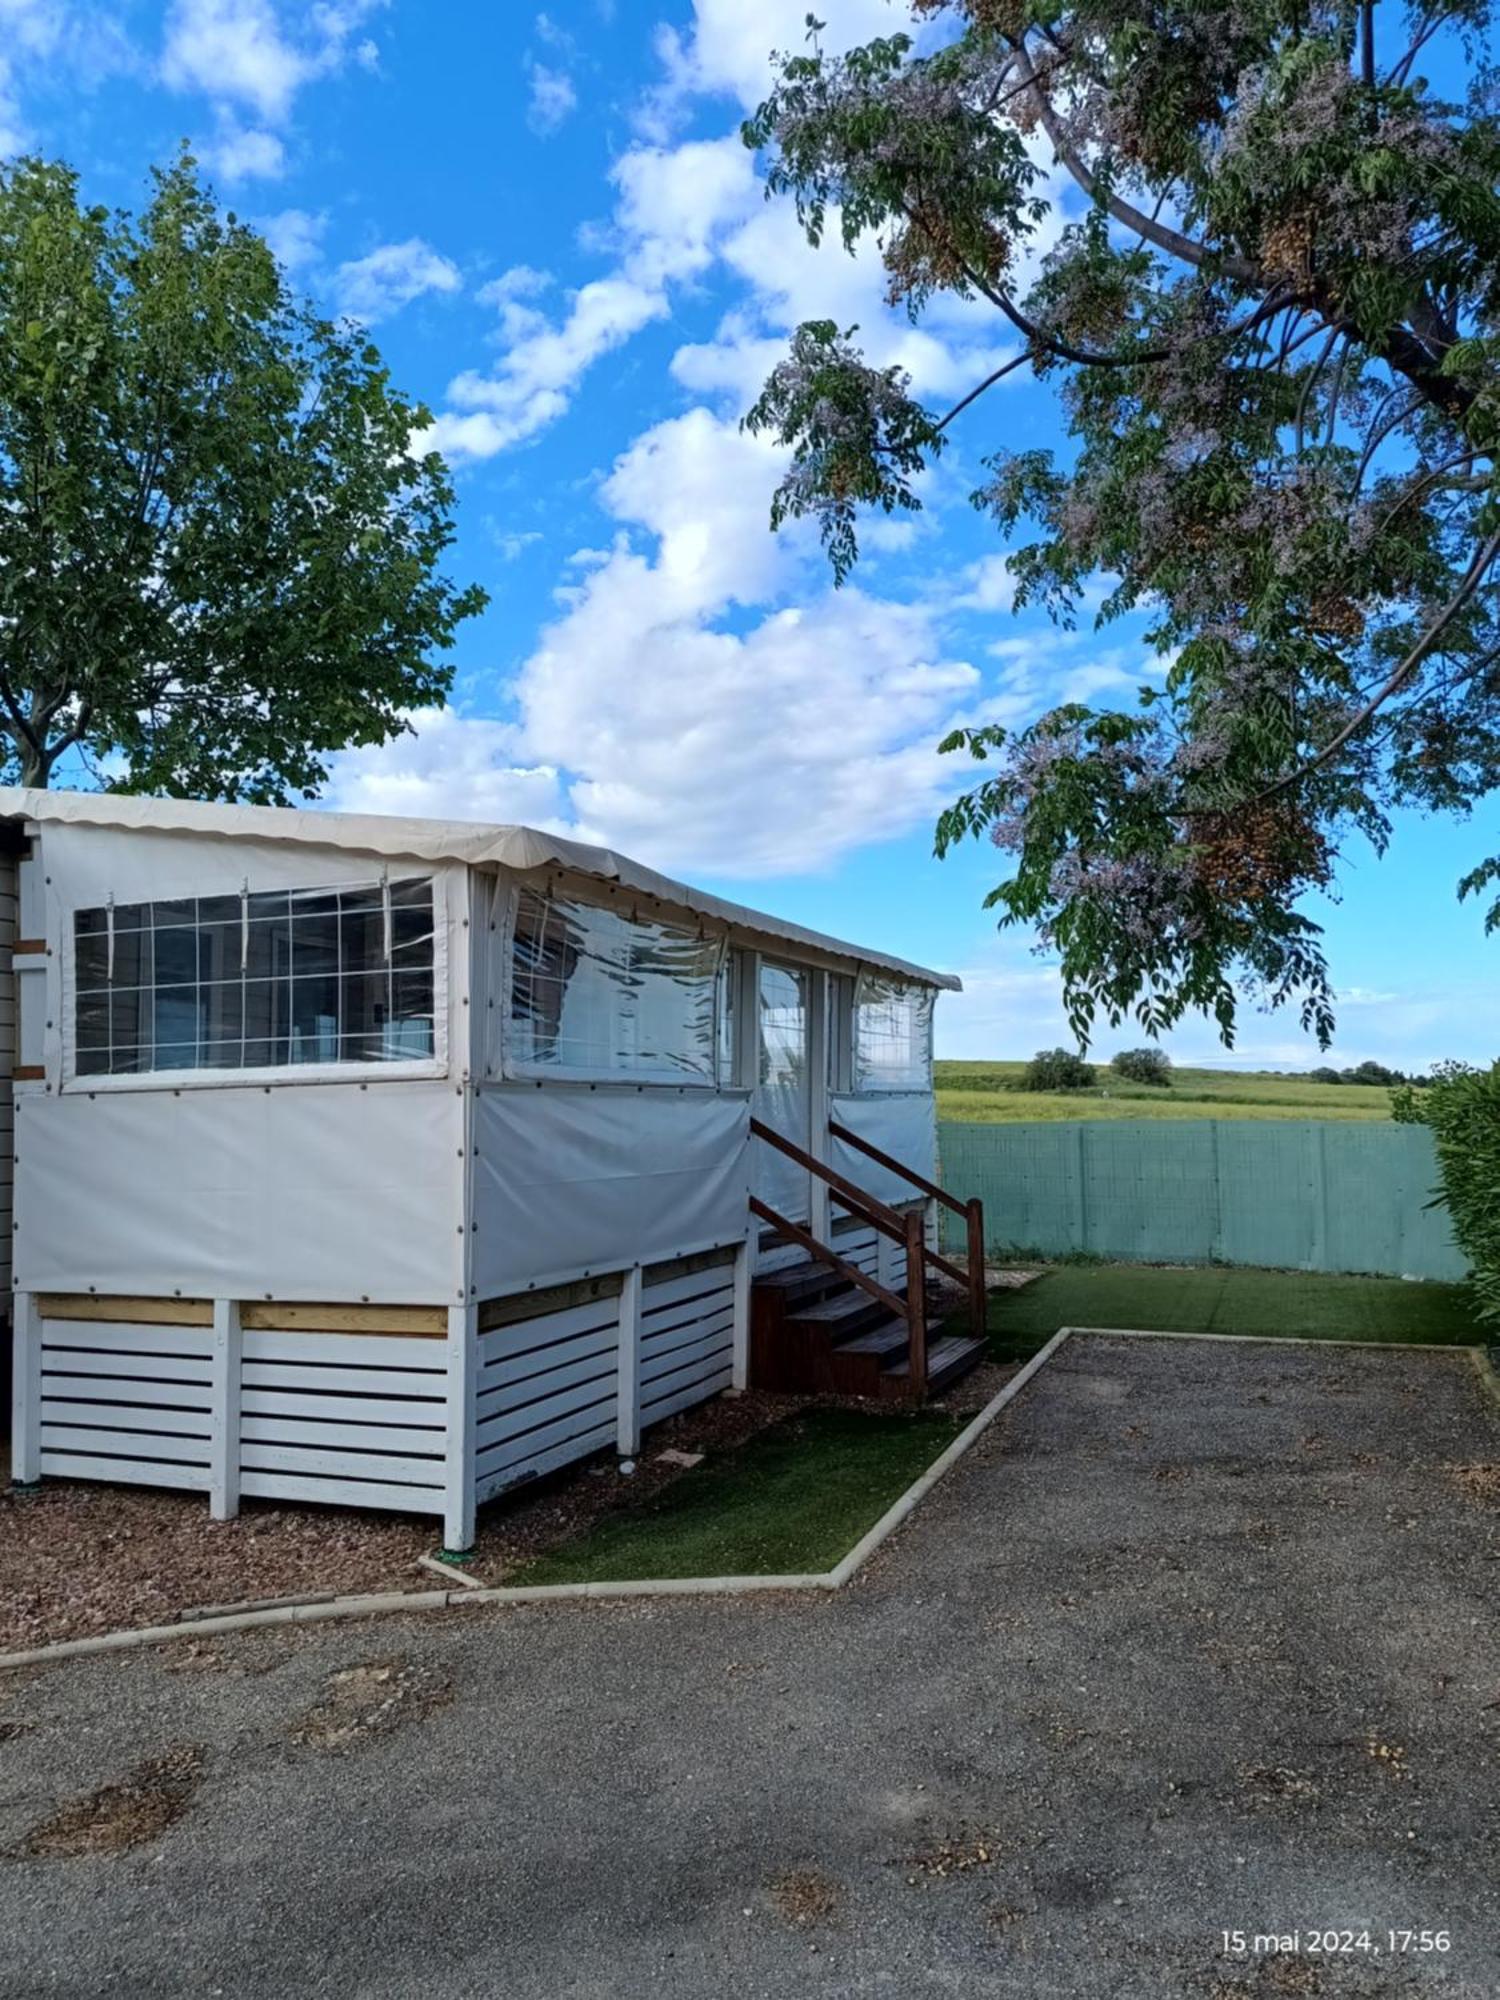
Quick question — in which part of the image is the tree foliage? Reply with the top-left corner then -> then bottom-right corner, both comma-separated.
0,152 -> 485,798
1020,1045 -> 1096,1089
1392,1059 -> 1500,1324
744,2 -> 1500,1048
1111,1045 -> 1172,1085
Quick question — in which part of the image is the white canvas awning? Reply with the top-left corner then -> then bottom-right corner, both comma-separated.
0,787 -> 962,991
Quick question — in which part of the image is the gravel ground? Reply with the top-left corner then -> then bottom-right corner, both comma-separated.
0,1333 -> 1496,1999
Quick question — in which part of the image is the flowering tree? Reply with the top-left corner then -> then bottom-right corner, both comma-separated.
743,3 -> 1500,1047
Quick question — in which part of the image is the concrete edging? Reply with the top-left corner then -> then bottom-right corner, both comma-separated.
0,1331 -> 1074,1674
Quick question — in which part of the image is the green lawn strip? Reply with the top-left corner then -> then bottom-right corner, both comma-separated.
513,1407 -> 964,1586
974,1265 -> 1479,1361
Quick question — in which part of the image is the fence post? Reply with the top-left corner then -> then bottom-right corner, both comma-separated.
965,1196 -> 986,1342
617,1265 -> 642,1458
444,1304 -> 478,1554
904,1207 -> 928,1399
209,1299 -> 242,1522
11,1291 -> 41,1485
731,1237 -> 752,1391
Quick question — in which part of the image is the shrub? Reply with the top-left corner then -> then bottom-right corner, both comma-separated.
1308,1066 -> 1343,1084
1021,1047 -> 1097,1092
1110,1047 -> 1172,1087
1344,1059 -> 1402,1085
1393,1060 -> 1500,1326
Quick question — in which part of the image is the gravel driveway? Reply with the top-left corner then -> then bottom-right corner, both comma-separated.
2,1334 -> 1497,1999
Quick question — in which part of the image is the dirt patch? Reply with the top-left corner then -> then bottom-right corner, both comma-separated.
902,1825 -> 1001,1881
1448,1461 -> 1500,1505
16,1745 -> 204,1858
1238,1764 -> 1321,1810
287,1657 -> 453,1753
767,1867 -> 841,1927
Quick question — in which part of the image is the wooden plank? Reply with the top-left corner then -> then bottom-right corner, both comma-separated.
239,1471 -> 441,1514
474,1419 -> 616,1504
241,1329 -> 446,1371
478,1295 -> 619,1358
477,1347 -> 618,1412
11,1293 -> 41,1481
11,938 -> 45,955
240,1414 -> 444,1455
476,1371 -> 618,1449
640,1304 -> 735,1366
475,1393 -> 617,1473
39,1370 -> 211,1410
479,1324 -> 616,1392
240,1301 -> 446,1337
640,1327 -> 733,1388
41,1398 -> 211,1437
241,1387 -> 444,1427
617,1264 -> 641,1459
445,1303 -> 477,1554
240,1359 -> 446,1399
41,1349 -> 212,1386
642,1265 -> 738,1316
641,1366 -> 733,1428
640,1298 -> 735,1354
641,1245 -> 737,1289
42,1320 -> 212,1358
40,1293 -> 213,1327
478,1271 -> 623,1334
239,1441 -> 444,1485
38,1451 -> 207,1492
40,1424 -> 212,1464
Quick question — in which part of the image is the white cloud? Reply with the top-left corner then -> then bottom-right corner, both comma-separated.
205,114 -> 285,181
526,60 -> 575,133
955,554 -> 1016,613
327,710 -> 569,831
256,205 -> 326,270
0,0 -> 138,153
333,237 -> 462,322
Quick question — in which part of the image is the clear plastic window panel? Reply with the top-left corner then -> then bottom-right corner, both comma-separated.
508,888 -> 722,1083
72,878 -> 436,1077
855,974 -> 934,1093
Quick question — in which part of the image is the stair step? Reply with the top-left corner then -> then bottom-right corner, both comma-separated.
787,1287 -> 892,1337
833,1317 -> 909,1361
754,1260 -> 853,1310
880,1334 -> 987,1395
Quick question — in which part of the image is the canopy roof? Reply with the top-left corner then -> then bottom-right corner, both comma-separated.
0,787 -> 961,991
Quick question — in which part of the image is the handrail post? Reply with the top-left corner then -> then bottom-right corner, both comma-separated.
904,1207 -> 927,1400
965,1196 -> 986,1343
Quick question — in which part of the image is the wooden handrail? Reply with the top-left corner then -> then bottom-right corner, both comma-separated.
828,1119 -> 965,1217
748,1198 -> 909,1323
749,1116 -> 907,1238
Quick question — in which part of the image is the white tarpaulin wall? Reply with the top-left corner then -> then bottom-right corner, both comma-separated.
829,1092 -> 939,1210
470,1088 -> 752,1294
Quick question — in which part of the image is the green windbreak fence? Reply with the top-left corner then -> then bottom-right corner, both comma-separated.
938,1119 -> 1467,1281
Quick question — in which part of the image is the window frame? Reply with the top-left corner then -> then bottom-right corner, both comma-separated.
61,870 -> 450,1093
852,972 -> 935,1097
498,881 -> 728,1089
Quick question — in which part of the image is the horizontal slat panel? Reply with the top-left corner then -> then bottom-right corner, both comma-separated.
242,1330 -> 446,1372
641,1327 -> 733,1388
240,1414 -> 444,1454
239,1442 -> 444,1487
477,1372 -> 616,1449
239,1471 -> 441,1515
40,1348 -> 211,1384
39,1451 -> 208,1492
639,1289 -> 735,1347
41,1398 -> 210,1437
479,1325 -> 616,1392
475,1421 -> 617,1504
476,1394 -> 616,1473
641,1367 -> 733,1428
640,1303 -> 735,1361
641,1265 -> 737,1316
479,1296 -> 619,1358
240,1387 -> 443,1426
477,1351 -> 615,1418
240,1360 -> 446,1399
40,1424 -> 211,1464
41,1320 -> 212,1359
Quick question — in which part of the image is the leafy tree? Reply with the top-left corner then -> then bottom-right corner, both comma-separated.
1021,1045 -> 1096,1089
743,3 -> 1500,1049
0,152 -> 485,797
1111,1045 -> 1172,1085
1309,1065 -> 1345,1083
1392,1058 -> 1500,1322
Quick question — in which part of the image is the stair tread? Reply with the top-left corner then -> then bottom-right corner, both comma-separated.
788,1288 -> 888,1327
881,1334 -> 987,1383
833,1318 -> 909,1357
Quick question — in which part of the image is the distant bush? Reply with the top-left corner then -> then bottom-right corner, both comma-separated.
1392,1060 -> 1500,1326
1345,1059 -> 1403,1086
1021,1047 -> 1097,1092
1111,1047 -> 1172,1087
1308,1066 -> 1343,1084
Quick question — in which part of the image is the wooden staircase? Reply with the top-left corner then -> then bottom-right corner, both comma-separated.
751,1257 -> 986,1400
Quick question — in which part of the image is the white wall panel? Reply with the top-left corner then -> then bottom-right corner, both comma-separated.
15,1081 -> 463,1303
470,1087 -> 751,1293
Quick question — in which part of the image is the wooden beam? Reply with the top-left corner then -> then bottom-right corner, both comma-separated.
828,1119 -> 967,1218
240,1301 -> 446,1337
39,1292 -> 214,1326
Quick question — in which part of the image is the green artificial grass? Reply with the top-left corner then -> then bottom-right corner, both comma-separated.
979,1264 -> 1480,1361
514,1406 -> 963,1586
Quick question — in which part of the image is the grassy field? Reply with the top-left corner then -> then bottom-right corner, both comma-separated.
937,1060 -> 1395,1124
514,1407 -> 961,1585
972,1265 -> 1479,1361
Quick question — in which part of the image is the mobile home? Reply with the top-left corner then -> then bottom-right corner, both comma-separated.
5,790 -> 984,1549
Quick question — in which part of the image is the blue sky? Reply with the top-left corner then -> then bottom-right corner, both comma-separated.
2,0 -> 1493,1069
